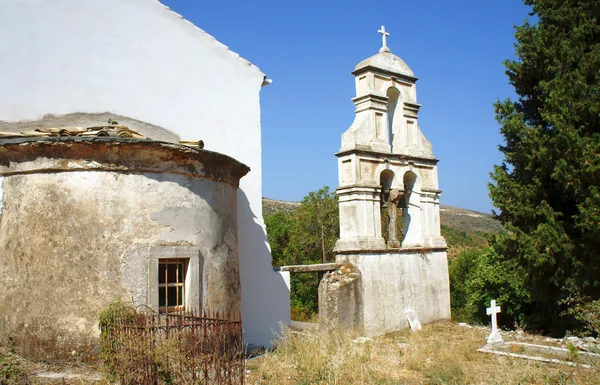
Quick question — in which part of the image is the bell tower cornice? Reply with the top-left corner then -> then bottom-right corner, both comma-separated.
351,66 -> 418,83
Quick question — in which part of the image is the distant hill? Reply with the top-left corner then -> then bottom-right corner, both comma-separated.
263,198 -> 301,216
263,197 -> 501,234
439,206 -> 503,234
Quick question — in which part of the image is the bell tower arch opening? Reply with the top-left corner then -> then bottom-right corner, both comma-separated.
386,87 -> 401,150
401,171 -> 421,247
379,169 -> 403,248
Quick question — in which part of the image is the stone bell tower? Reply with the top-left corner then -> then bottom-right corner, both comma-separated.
320,26 -> 450,336
335,25 -> 446,251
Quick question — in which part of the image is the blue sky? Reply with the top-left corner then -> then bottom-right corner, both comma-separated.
162,0 -> 531,213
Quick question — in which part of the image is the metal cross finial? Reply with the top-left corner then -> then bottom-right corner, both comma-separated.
378,25 -> 390,53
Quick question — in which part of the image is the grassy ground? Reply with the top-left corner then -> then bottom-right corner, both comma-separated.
247,321 -> 600,385
4,321 -> 598,384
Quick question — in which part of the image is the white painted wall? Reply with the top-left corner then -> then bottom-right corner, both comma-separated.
0,0 -> 289,346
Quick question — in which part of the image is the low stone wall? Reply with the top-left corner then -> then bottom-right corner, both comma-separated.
318,267 -> 363,331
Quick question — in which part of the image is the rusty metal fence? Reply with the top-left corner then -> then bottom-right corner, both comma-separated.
100,306 -> 245,385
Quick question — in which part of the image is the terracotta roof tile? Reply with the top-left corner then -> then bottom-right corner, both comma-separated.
0,125 -> 147,139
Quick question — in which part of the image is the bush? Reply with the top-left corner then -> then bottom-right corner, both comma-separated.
290,273 -> 320,321
0,339 -> 26,385
562,293 -> 600,337
98,301 -> 138,381
449,247 -> 529,326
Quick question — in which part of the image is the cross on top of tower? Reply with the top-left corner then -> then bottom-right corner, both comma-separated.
378,25 -> 391,53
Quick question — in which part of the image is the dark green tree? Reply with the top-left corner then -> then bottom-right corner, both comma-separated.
490,0 -> 600,333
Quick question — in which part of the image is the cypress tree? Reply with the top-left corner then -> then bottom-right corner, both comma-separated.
490,0 -> 600,333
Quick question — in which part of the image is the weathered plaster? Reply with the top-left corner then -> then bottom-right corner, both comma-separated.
319,269 -> 363,331
0,146 -> 244,356
331,251 -> 451,336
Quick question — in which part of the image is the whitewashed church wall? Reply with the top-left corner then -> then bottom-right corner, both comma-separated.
0,0 -> 289,347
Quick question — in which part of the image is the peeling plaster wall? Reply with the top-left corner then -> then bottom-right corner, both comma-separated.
0,0 -> 290,346
0,170 -> 240,355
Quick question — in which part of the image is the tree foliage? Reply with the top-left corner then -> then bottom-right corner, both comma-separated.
264,186 -> 339,319
490,0 -> 600,333
449,247 -> 529,326
266,186 -> 339,266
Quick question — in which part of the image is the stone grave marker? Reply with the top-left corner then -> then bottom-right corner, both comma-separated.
486,299 -> 504,344
406,309 -> 422,331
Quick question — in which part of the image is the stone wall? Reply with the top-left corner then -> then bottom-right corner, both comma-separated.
318,267 -> 363,331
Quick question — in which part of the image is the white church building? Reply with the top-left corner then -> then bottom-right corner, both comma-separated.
0,0 -> 290,349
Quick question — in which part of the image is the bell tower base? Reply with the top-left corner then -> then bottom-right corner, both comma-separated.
319,248 -> 450,336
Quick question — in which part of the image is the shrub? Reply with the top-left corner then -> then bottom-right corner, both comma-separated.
0,339 -> 26,385
562,293 -> 600,337
290,273 -> 320,320
449,247 -> 529,326
98,301 -> 138,381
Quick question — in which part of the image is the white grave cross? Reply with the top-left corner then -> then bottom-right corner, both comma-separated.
486,299 -> 504,344
378,25 -> 390,53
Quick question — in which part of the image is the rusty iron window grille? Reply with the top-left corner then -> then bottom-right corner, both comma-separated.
158,259 -> 187,313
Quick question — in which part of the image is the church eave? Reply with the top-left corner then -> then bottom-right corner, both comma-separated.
0,137 -> 250,186
157,1 -> 265,77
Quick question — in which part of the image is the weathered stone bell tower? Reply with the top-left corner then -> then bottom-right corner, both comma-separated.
320,26 -> 450,336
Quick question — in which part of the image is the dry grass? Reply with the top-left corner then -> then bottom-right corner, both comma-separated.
4,321 -> 599,384
247,321 -> 600,385
0,344 -> 107,384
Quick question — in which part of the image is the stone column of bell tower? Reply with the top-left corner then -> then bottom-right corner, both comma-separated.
321,27 -> 451,336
